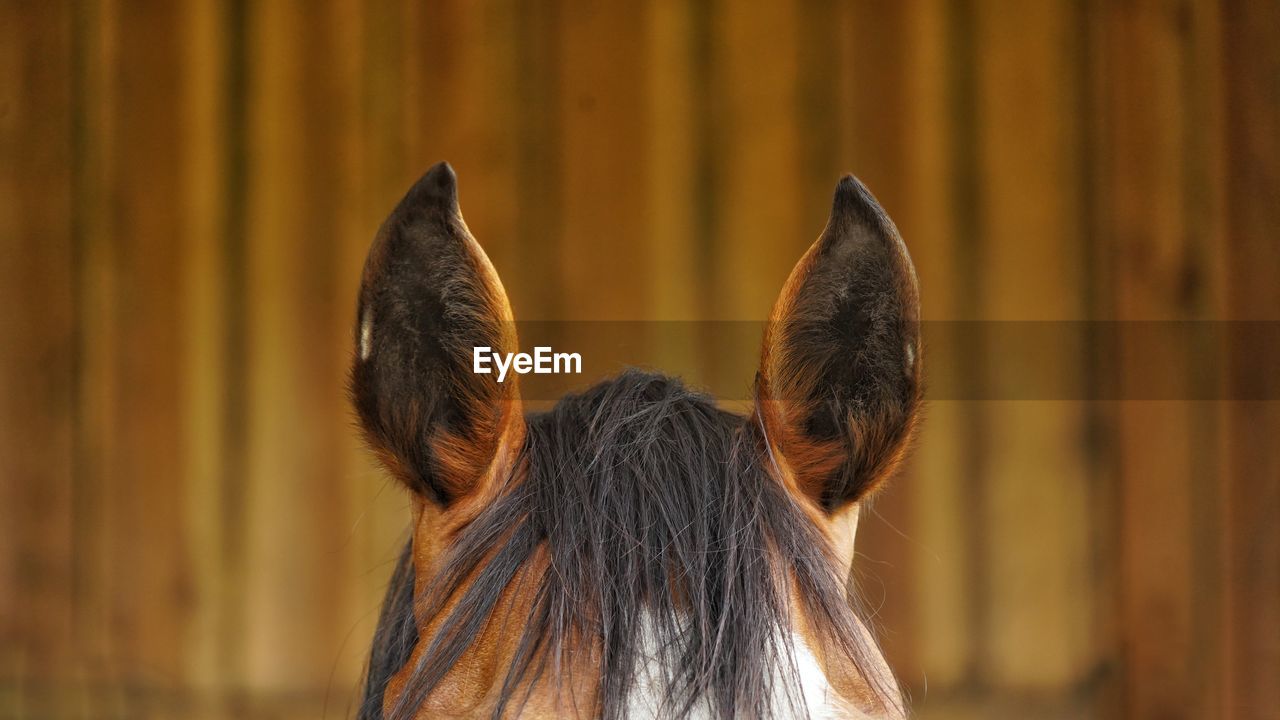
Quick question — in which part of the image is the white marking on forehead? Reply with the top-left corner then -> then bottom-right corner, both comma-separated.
359,306 -> 373,360
625,615 -> 876,719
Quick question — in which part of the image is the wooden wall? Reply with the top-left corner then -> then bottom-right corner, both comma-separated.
2,1 -> 1276,718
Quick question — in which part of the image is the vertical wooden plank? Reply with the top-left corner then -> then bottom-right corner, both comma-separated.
973,0 -> 1095,700
1105,0 -> 1199,713
795,0 -> 843,223
508,0 -> 564,322
1079,5 -> 1123,716
837,2 -> 911,207
646,0 -> 698,323
400,0 -> 463,173
242,0 -> 353,694
707,0 -> 802,323
1221,2 -> 1280,718
180,0 -> 232,700
557,1 -> 649,322
330,1 -> 366,700
70,0 -> 119,696
538,0 -> 649,392
215,1 -> 252,706
0,0 -> 77,691
96,0 -> 191,702
942,2 -> 996,709
1092,1 -> 1229,718
645,0 -> 703,379
241,0 -> 297,689
1179,4 -> 1230,717
695,0 -> 802,411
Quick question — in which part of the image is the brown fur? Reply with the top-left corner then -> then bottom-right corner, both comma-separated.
388,528 -> 579,719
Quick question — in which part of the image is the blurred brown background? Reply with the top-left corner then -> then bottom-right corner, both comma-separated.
2,1 -> 1278,718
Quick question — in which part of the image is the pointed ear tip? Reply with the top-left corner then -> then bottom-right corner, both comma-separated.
832,173 -> 875,211
427,160 -> 456,184
404,161 -> 459,208
828,173 -> 903,244
836,173 -> 862,191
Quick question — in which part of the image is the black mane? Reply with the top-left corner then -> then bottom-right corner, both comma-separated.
359,369 -> 896,719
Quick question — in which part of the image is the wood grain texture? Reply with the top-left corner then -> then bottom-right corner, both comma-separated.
1221,3 -> 1280,719
973,0 -> 1095,694
1096,2 -> 1227,718
0,0 -> 76,687
1,2 -> 1277,718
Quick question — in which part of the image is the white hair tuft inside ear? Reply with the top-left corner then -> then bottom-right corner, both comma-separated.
359,306 -> 373,360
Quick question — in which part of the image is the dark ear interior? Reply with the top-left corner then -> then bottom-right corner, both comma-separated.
756,175 -> 922,511
350,162 -> 523,505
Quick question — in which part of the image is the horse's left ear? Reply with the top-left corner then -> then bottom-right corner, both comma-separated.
755,175 -> 921,512
350,162 -> 524,506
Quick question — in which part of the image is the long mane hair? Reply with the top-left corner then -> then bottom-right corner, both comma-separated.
358,370 -> 900,720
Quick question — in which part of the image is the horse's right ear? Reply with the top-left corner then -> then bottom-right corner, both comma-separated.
350,162 -> 524,506
755,175 -> 922,513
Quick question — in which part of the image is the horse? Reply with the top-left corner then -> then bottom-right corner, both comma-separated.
350,162 -> 921,720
